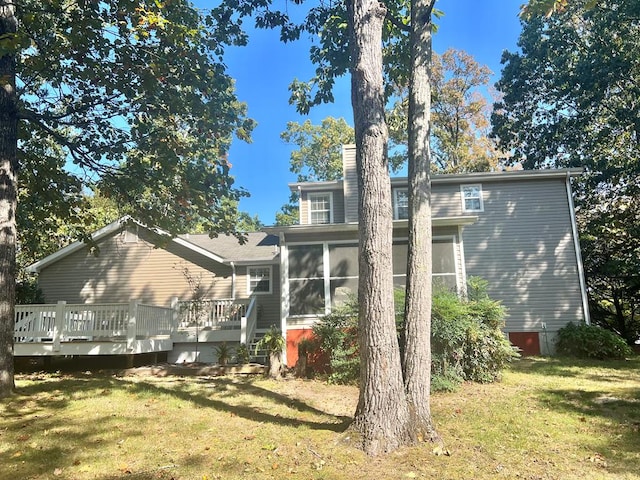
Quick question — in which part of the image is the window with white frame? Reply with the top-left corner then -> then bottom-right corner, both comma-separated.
393,188 -> 409,220
308,193 -> 333,224
247,266 -> 272,294
461,184 -> 483,212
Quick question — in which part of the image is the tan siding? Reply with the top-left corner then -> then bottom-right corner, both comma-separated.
237,264 -> 281,330
462,178 -> 584,334
38,229 -> 233,306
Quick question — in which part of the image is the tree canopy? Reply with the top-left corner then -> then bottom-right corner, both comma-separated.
1,0 -> 256,396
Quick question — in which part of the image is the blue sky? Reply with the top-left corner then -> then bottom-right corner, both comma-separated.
216,0 -> 525,225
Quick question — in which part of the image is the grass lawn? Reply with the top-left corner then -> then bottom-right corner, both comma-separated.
1,357 -> 639,480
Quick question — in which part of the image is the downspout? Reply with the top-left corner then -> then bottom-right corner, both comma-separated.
566,172 -> 591,325
230,261 -> 236,301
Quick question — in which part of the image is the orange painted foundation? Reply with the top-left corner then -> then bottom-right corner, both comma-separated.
286,328 -> 314,367
508,332 -> 541,356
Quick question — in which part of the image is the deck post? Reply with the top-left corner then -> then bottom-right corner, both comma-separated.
52,301 -> 66,352
240,314 -> 247,345
171,297 -> 179,333
127,299 -> 139,352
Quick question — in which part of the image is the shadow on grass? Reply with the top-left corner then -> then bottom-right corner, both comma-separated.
125,377 -> 352,432
534,381 -> 640,476
2,373 -> 352,480
510,356 -> 640,378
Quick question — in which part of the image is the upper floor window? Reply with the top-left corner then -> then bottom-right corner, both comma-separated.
248,266 -> 272,294
461,184 -> 483,212
393,188 -> 409,220
309,193 -> 333,224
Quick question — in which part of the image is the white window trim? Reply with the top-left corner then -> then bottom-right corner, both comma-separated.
393,188 -> 409,220
308,192 -> 334,225
460,184 -> 484,213
247,265 -> 273,295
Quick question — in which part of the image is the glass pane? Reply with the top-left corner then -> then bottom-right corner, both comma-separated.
330,278 -> 358,307
392,241 -> 408,275
433,275 -> 457,291
288,245 -> 323,278
329,244 -> 359,277
395,189 -> 409,220
433,239 -> 455,274
289,279 -> 325,315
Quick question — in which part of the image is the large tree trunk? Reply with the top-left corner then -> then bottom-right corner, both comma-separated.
0,0 -> 18,398
403,0 -> 438,441
348,0 -> 412,455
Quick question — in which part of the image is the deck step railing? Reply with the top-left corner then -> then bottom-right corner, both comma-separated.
176,298 -> 248,330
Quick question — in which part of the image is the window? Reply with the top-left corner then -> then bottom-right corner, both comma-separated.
248,266 -> 272,294
288,245 -> 325,315
392,238 -> 458,290
461,184 -> 483,212
309,193 -> 333,224
393,188 -> 409,220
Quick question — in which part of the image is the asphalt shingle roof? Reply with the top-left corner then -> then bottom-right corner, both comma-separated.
180,232 -> 280,263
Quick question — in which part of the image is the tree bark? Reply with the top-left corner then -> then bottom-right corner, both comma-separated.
348,0 -> 412,455
0,0 -> 18,398
403,0 -> 438,441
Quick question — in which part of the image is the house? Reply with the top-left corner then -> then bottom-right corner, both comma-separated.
269,145 -> 589,363
22,144 -> 589,365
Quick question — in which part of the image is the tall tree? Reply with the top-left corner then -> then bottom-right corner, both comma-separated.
402,0 -> 438,441
0,0 -> 18,396
493,0 -> 640,343
387,48 -> 500,173
0,0 -> 254,397
348,0 -> 413,454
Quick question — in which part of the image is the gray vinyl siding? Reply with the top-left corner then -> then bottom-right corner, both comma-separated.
236,264 -> 281,330
37,229 -> 233,306
432,183 -> 465,217
299,188 -> 345,224
462,178 -> 584,335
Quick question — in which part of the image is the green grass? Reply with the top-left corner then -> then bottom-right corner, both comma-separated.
1,357 -> 639,479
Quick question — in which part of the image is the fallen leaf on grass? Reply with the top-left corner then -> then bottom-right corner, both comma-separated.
432,445 -> 451,456
53,468 -> 63,476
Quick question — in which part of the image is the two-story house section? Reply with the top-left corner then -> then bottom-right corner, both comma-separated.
267,144 -> 589,364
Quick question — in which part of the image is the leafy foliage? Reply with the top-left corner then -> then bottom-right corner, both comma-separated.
12,0 -> 255,238
388,48 -> 502,172
309,298 -> 359,385
303,280 -> 518,388
556,323 -> 634,359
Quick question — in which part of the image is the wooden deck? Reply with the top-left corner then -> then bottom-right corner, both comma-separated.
14,298 -> 258,357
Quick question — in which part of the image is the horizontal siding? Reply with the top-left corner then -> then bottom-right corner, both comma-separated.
38,229 -> 233,307
432,183 -> 464,217
462,178 -> 584,334
236,264 -> 281,330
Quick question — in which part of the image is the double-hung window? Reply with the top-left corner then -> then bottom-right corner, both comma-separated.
309,193 -> 333,224
461,184 -> 483,212
393,188 -> 409,220
248,266 -> 272,294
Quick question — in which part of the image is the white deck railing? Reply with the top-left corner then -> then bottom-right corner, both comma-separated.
15,298 -> 258,350
176,298 -> 248,329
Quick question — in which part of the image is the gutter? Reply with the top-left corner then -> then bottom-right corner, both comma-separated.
566,172 -> 591,325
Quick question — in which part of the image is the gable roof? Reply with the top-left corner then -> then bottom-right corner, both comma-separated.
26,217 -> 280,274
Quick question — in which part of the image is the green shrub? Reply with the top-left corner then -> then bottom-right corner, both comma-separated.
556,323 -> 633,359
311,298 -> 360,384
305,278 -> 519,388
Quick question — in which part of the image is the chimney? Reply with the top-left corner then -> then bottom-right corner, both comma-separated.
342,144 -> 358,223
